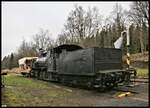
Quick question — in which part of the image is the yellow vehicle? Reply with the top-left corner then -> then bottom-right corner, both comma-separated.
18,57 -> 37,76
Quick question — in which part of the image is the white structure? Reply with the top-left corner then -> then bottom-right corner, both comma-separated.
18,57 -> 37,65
114,30 -> 130,49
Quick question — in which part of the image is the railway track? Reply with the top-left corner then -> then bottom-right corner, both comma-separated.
130,78 -> 149,83
112,78 -> 148,94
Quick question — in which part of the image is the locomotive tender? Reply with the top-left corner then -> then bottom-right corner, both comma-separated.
30,44 -> 135,89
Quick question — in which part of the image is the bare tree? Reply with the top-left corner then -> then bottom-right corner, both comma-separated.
64,4 -> 85,43
110,3 -> 127,37
102,3 -> 127,49
57,32 -> 68,45
129,1 -> 149,25
32,28 -> 54,50
58,5 -> 103,47
17,39 -> 37,58
128,1 -> 149,54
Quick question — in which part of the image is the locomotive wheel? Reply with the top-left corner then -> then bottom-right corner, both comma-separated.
30,70 -> 33,77
26,73 -> 30,77
87,82 -> 94,89
105,81 -> 115,89
29,73 -> 32,77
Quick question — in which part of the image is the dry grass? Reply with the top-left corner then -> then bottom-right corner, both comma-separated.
123,51 -> 149,62
2,68 -> 22,74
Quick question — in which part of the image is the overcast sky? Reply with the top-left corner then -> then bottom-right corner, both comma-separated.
2,1 -> 132,60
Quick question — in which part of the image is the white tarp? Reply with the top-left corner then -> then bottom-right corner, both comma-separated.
18,57 -> 37,65
114,36 -> 123,49
18,58 -> 26,65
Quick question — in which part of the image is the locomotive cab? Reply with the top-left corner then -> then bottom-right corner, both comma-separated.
47,44 -> 83,72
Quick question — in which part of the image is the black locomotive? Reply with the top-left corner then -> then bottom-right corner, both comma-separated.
30,44 -> 135,90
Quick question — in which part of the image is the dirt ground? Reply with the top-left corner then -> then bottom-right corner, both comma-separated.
50,82 -> 149,106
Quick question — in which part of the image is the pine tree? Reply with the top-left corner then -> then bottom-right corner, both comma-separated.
8,53 -> 14,69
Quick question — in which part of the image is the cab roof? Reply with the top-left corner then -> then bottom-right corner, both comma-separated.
53,44 -> 83,54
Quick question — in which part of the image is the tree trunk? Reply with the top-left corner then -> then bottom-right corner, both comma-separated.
139,28 -> 144,54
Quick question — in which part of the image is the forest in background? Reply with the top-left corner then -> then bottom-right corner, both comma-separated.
2,1 -> 149,69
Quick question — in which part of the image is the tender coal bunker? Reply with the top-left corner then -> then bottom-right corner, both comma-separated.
58,48 -> 94,76
53,44 -> 83,54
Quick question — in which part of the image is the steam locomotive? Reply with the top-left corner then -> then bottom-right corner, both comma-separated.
29,44 -> 136,90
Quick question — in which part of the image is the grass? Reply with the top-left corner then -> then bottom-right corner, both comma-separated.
2,74 -> 50,89
1,74 -> 89,107
136,68 -> 149,78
